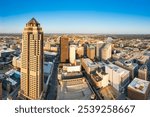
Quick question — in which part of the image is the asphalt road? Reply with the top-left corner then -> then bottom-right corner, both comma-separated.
45,62 -> 58,100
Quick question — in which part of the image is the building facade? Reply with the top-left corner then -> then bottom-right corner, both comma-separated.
20,18 -> 44,100
105,63 -> 130,92
81,58 -> 98,74
96,41 -> 104,60
87,45 -> 95,60
69,45 -> 76,64
76,46 -> 84,58
138,65 -> 148,81
60,37 -> 69,63
115,60 -> 138,81
101,43 -> 112,61
128,78 -> 150,100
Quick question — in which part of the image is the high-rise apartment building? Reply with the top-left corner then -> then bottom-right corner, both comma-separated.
20,18 -> 44,100
60,37 -> 69,63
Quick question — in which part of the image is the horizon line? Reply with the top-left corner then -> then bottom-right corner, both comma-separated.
0,32 -> 150,35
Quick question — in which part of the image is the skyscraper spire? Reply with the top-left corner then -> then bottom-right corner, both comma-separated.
26,17 -> 40,27
20,18 -> 43,100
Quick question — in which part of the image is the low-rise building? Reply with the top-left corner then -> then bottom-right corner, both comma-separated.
4,69 -> 21,92
12,56 -> 20,68
128,78 -> 150,100
96,71 -> 109,88
105,63 -> 130,92
137,55 -> 149,65
57,77 -> 94,100
0,48 -> 15,57
115,60 -> 138,80
81,58 -> 98,74
44,62 -> 54,77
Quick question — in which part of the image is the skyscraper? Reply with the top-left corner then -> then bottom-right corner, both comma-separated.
101,43 -> 112,61
96,41 -> 104,60
20,18 -> 44,100
60,37 -> 69,63
87,45 -> 95,60
76,46 -> 84,58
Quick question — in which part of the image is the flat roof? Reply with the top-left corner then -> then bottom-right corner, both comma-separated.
44,51 -> 57,56
6,77 -> 17,86
82,58 -> 97,67
0,48 -> 15,53
5,69 -> 20,76
44,62 -> 53,74
57,77 -> 93,100
106,63 -> 129,76
128,78 -> 150,94
91,74 -> 102,82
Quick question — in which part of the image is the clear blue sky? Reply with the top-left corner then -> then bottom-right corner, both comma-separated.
0,0 -> 150,34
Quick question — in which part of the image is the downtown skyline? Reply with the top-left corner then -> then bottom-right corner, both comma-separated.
0,0 -> 150,34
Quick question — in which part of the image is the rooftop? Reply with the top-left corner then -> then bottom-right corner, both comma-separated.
91,74 -> 102,82
44,51 -> 57,56
5,69 -> 20,86
106,63 -> 129,76
44,62 -> 53,75
128,78 -> 150,94
82,58 -> 98,68
0,48 -> 15,53
57,77 -> 94,100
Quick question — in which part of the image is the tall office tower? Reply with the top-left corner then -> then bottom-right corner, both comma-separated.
83,43 -> 88,57
20,18 -> 44,100
96,41 -> 104,60
69,45 -> 76,64
87,45 -> 95,60
60,37 -> 69,63
101,43 -> 112,61
0,80 -> 2,100
138,65 -> 148,81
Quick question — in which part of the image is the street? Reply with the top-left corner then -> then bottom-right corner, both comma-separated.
45,62 -> 59,100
